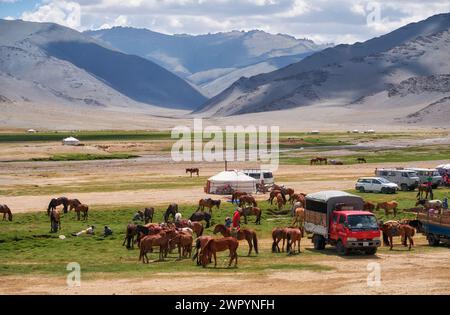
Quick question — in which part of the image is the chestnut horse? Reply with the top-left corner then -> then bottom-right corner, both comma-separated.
241,206 -> 262,225
286,227 -> 303,254
49,209 -> 61,233
169,231 -> 193,259
123,223 -> 137,249
139,230 -> 176,263
268,190 -> 286,204
0,204 -> 12,221
416,184 -> 433,200
381,221 -> 415,250
275,194 -> 286,211
47,197 -> 69,215
176,220 -> 204,237
201,237 -> 239,268
363,201 -> 376,212
197,198 -> 221,213
376,201 -> 398,217
290,193 -> 306,205
68,199 -> 82,212
291,207 -> 305,230
75,204 -> 89,221
271,227 -> 288,253
231,191 -> 247,204
192,236 -> 213,265
213,224 -> 258,256
238,195 -> 257,207
186,168 -> 199,177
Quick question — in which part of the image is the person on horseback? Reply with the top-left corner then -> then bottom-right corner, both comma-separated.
231,208 -> 241,238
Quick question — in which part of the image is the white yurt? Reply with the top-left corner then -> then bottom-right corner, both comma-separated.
206,170 -> 257,194
62,137 -> 80,146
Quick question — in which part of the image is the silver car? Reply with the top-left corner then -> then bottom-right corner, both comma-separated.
356,177 -> 399,194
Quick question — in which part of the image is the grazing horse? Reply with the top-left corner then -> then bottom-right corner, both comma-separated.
123,223 -> 137,249
176,220 -> 204,237
213,224 -> 258,256
164,203 -> 179,223
317,157 -> 328,165
329,159 -> 344,165
144,207 -> 154,224
268,190 -> 286,204
376,201 -> 398,217
417,184 -> 434,200
238,195 -> 257,207
286,227 -> 303,254
68,199 -> 82,212
47,197 -> 69,215
271,227 -> 288,253
201,237 -> 239,268
415,199 -> 443,211
75,204 -> 89,221
291,207 -> 305,230
241,206 -> 262,225
283,188 -> 295,201
139,230 -> 176,263
0,204 -> 12,221
169,232 -> 193,259
290,193 -> 306,206
186,168 -> 199,177
275,194 -> 286,211
231,191 -> 247,204
381,221 -> 415,250
49,209 -> 61,233
135,224 -> 163,247
357,157 -> 367,163
189,211 -> 211,228
197,198 -> 221,213
310,158 -> 319,165
192,236 -> 213,265
363,201 -> 376,212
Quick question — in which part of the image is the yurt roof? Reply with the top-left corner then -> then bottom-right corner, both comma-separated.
208,171 -> 256,182
63,137 -> 79,142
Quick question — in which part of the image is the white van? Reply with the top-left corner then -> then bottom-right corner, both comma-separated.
375,168 -> 420,191
405,168 -> 442,188
241,169 -> 274,186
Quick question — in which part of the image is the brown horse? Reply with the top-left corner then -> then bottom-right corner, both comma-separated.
329,159 -> 344,165
0,204 -> 12,221
197,198 -> 221,213
268,190 -> 286,204
376,201 -> 398,217
213,224 -> 258,256
241,206 -> 262,225
416,184 -> 433,200
310,158 -> 320,165
169,231 -> 193,259
123,223 -> 137,249
283,188 -> 295,201
238,195 -> 257,207
363,201 -> 376,212
75,204 -> 89,221
271,227 -> 288,253
139,230 -> 175,263
176,220 -> 204,237
415,199 -> 442,210
357,157 -> 367,163
144,207 -> 154,224
186,168 -> 199,177
49,209 -> 61,233
47,197 -> 69,215
189,211 -> 211,228
290,193 -> 306,205
286,227 -> 303,254
68,199 -> 81,212
192,236 -> 214,265
164,203 -> 178,222
201,237 -> 239,268
291,207 -> 305,229
275,194 -> 286,211
381,221 -> 415,250
231,191 -> 247,204
317,157 -> 328,165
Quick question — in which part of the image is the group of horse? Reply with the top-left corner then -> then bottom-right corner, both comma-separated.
46,197 -> 89,233
310,157 -> 367,165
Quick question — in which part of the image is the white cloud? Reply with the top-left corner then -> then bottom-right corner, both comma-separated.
21,0 -> 82,30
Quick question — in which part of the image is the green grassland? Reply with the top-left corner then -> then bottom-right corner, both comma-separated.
30,153 -> 139,162
1,189 -> 448,277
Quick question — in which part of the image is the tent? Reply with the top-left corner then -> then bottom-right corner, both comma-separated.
205,171 -> 257,194
62,137 -> 80,146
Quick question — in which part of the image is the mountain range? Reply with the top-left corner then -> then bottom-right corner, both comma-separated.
86,27 -> 330,97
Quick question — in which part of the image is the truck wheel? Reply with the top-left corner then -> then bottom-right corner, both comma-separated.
365,248 -> 377,255
313,235 -> 326,250
401,184 -> 408,192
336,240 -> 349,256
428,234 -> 440,246
358,187 -> 365,193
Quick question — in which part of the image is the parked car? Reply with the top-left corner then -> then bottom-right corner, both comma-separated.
305,190 -> 381,255
355,177 -> 398,194
375,168 -> 420,191
405,168 -> 442,188
241,169 -> 274,186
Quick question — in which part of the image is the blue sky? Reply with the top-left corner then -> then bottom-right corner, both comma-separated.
1,1 -> 449,44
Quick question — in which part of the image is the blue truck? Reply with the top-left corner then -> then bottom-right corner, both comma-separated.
416,211 -> 450,246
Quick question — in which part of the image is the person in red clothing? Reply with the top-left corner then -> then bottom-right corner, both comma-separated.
231,208 -> 241,238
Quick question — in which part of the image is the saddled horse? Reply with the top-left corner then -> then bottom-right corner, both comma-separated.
49,209 -> 61,233
47,197 -> 69,215
376,201 -> 398,217
74,204 -> 89,221
416,184 -> 434,200
189,211 -> 211,228
238,195 -> 257,208
381,221 -> 415,250
201,237 -> 239,268
213,224 -> 258,256
186,168 -> 199,177
197,198 -> 221,213
0,204 -> 12,221
231,191 -> 247,204
241,206 -> 262,225
164,203 -> 178,223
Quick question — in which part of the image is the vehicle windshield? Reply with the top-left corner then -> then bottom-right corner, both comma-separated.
406,172 -> 418,178
378,178 -> 390,183
347,215 -> 378,231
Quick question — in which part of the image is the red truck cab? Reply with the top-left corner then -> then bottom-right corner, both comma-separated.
304,191 -> 381,256
329,210 -> 381,255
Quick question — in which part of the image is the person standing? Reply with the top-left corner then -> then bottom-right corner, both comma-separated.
231,208 -> 241,238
